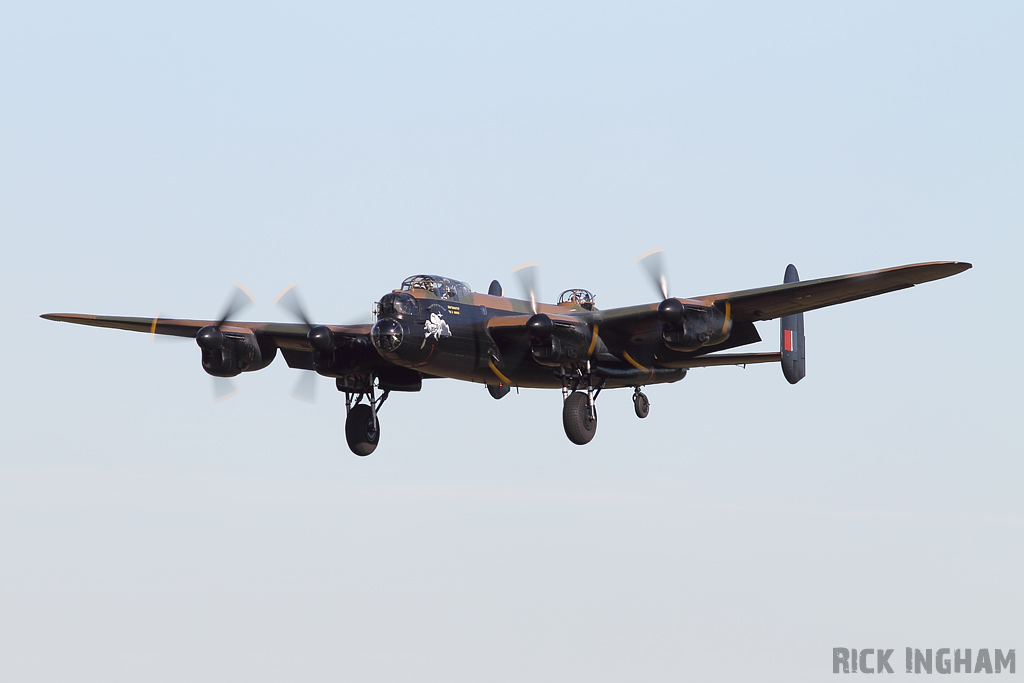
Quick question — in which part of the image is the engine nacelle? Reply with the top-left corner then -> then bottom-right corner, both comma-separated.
295,330 -> 383,378
308,325 -> 335,352
196,326 -> 276,377
527,314 -> 589,367
659,301 -> 732,352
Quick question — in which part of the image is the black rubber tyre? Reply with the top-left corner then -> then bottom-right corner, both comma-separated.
633,391 -> 650,419
345,403 -> 379,456
562,391 -> 597,445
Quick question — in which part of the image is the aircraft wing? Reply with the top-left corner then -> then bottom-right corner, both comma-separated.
588,261 -> 970,331
690,261 -> 971,322
39,313 -> 373,367
488,307 -> 763,364
572,260 -> 970,363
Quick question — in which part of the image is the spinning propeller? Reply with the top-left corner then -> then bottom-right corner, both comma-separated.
196,284 -> 256,401
273,283 -> 325,404
512,262 -> 556,344
273,282 -> 312,327
637,247 -> 670,300
512,262 -> 540,314
637,247 -> 687,325
274,283 -> 365,404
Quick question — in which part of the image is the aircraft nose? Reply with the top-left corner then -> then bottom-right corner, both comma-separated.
371,318 -> 404,353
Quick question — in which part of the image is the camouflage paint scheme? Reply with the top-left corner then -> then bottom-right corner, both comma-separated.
42,261 -> 971,395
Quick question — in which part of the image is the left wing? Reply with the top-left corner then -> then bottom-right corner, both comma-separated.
582,261 -> 970,355
689,261 -> 971,322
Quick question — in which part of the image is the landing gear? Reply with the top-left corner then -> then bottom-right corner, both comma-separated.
339,376 -> 389,456
345,404 -> 378,456
562,391 -> 597,445
559,361 -> 603,445
633,388 -> 650,419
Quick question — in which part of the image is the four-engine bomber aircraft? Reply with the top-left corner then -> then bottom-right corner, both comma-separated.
42,254 -> 970,455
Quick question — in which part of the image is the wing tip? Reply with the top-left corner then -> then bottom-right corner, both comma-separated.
41,313 -> 99,323
913,260 -> 973,282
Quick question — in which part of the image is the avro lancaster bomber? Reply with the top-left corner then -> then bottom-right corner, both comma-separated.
42,254 -> 971,455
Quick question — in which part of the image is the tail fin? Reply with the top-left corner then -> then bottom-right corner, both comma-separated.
781,264 -> 806,384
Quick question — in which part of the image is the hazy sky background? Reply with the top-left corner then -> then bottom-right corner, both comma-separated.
1,2 -> 1021,680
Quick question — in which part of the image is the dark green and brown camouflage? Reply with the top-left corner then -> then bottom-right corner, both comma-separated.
42,260 -> 970,393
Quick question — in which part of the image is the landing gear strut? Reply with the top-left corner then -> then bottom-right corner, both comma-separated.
633,387 -> 650,419
559,361 -> 604,445
340,376 -> 390,456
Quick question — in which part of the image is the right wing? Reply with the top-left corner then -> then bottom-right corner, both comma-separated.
40,313 -> 374,369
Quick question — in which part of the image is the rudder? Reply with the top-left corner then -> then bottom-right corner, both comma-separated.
781,264 -> 806,384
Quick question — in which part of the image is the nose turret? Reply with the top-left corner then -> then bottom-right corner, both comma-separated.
371,318 -> 404,353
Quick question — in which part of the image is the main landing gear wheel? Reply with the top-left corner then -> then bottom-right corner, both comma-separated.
633,390 -> 650,419
562,391 -> 597,445
345,403 -> 379,456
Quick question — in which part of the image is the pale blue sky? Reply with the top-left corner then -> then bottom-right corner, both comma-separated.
1,2 -> 1021,680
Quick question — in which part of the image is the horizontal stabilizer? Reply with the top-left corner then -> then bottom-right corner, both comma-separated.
659,352 -> 781,369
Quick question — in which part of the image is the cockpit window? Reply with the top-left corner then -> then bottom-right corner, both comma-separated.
557,288 -> 597,311
401,275 -> 472,301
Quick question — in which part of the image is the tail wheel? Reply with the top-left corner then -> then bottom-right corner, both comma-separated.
633,391 -> 650,419
562,391 -> 597,445
345,403 -> 379,456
